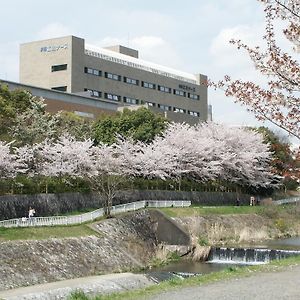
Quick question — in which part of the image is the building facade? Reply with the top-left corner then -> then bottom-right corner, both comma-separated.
20,35 -> 208,124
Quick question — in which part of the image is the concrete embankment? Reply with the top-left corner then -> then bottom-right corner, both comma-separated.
0,210 -> 191,291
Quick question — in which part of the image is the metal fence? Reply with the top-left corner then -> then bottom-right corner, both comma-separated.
274,197 -> 300,205
0,200 -> 191,228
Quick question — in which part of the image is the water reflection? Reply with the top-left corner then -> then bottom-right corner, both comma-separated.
150,260 -> 240,275
147,237 -> 300,278
237,236 -> 300,250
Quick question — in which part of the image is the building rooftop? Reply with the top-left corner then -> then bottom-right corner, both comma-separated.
85,44 -> 198,85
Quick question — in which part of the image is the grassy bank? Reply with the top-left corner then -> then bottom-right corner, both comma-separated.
159,205 -> 264,217
68,256 -> 300,300
159,204 -> 300,218
0,224 -> 97,241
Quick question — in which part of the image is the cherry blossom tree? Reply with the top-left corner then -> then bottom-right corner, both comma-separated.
85,139 -> 140,216
150,122 -> 277,191
37,135 -> 94,179
153,123 -> 223,188
18,134 -> 136,215
0,141 -> 27,179
198,123 -> 277,188
12,123 -> 278,210
212,0 -> 300,140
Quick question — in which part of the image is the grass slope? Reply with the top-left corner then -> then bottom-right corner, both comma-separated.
0,224 -> 97,241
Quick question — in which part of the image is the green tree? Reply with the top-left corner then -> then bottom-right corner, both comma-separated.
0,84 -> 33,140
9,97 -> 58,146
55,111 -> 93,140
256,127 -> 294,176
92,108 -> 169,144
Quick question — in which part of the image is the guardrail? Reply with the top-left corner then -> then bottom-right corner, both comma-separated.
274,197 -> 300,205
0,200 -> 191,228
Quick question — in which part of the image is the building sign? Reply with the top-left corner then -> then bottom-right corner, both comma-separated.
40,44 -> 68,52
178,84 -> 196,92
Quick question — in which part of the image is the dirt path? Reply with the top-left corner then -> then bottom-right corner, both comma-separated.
148,264 -> 300,300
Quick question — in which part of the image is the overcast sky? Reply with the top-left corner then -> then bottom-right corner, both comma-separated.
0,0 -> 296,143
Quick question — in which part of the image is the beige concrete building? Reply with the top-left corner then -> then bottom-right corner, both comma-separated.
20,35 -> 208,124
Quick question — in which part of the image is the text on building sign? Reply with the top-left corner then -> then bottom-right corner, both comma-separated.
40,44 -> 68,52
178,84 -> 196,92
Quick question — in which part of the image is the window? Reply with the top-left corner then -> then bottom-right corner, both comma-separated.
51,86 -> 67,92
173,89 -> 186,97
124,77 -> 139,85
123,97 -> 138,105
188,93 -> 199,100
142,81 -> 156,89
105,72 -> 121,81
173,107 -> 186,113
51,64 -> 67,72
158,85 -> 171,93
105,93 -> 120,101
146,101 -> 156,107
158,104 -> 170,111
188,111 -> 200,117
85,88 -> 102,98
84,67 -> 101,76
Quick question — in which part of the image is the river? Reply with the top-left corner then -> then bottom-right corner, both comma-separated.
150,237 -> 300,278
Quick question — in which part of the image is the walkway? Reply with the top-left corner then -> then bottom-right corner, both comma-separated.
0,200 -> 191,228
2,264 -> 300,299
148,264 -> 300,300
0,273 -> 154,300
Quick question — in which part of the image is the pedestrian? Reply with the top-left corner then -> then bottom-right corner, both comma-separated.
250,196 -> 255,206
28,207 -> 36,220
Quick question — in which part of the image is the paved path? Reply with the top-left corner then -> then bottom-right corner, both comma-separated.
2,265 -> 300,299
148,265 -> 300,300
0,273 -> 154,300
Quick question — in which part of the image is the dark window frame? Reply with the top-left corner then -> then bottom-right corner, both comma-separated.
105,72 -> 121,81
51,86 -> 67,92
51,64 -> 67,72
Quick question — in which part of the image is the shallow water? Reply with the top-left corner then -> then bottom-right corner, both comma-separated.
150,260 -> 240,275
236,236 -> 300,250
149,237 -> 300,277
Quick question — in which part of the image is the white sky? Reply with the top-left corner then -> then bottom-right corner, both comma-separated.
0,0 -> 297,144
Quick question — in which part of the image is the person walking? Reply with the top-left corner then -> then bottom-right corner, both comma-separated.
28,207 -> 36,223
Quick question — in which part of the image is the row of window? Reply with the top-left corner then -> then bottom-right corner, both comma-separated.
84,88 -> 200,117
50,64 -> 200,101
84,66 -> 200,100
146,102 -> 200,116
85,48 -> 197,85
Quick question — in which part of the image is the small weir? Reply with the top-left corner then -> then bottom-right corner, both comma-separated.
208,247 -> 300,265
